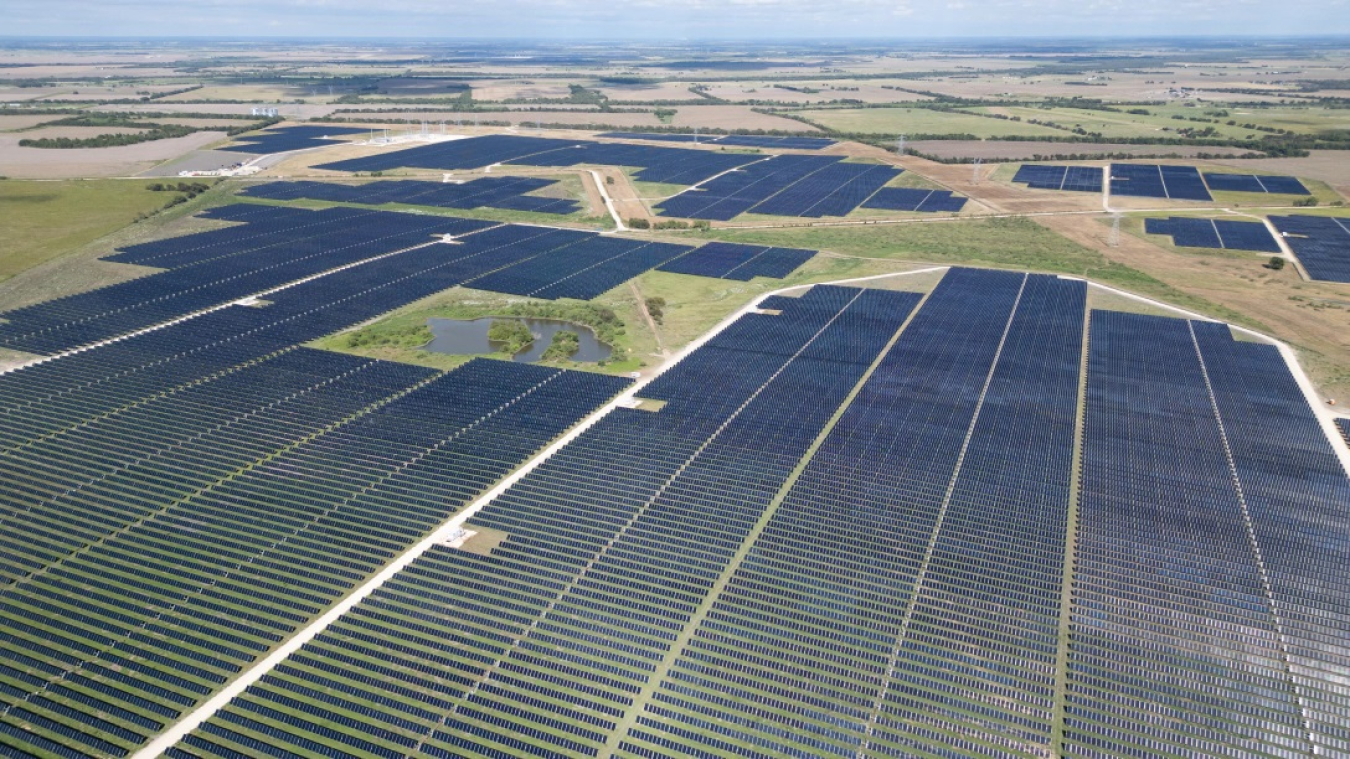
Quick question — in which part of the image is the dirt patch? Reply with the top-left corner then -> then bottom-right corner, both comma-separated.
0,114 -> 64,131
1036,213 -> 1350,402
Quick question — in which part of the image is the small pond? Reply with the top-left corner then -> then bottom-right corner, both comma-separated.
424,317 -> 612,363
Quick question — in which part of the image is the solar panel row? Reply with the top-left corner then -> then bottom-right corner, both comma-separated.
316,134 -> 761,186
222,126 -> 370,155
1067,310 -> 1350,757
657,155 -> 900,220
465,231 -> 692,300
1268,214 -> 1350,283
1012,164 -> 1103,193
1110,164 -> 1213,201
655,242 -> 816,281
1193,323 -> 1350,757
1202,172 -> 1310,196
1144,216 -> 1281,252
861,187 -> 968,213
241,177 -> 582,215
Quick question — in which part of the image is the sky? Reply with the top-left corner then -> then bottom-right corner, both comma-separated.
2,0 -> 1348,38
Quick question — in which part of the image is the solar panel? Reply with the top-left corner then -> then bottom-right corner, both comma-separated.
241,178 -> 581,215
1269,214 -> 1350,282
1203,172 -> 1311,196
221,126 -> 369,155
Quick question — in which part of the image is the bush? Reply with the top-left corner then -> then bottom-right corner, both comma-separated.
1293,197 -> 1319,207
541,330 -> 581,361
487,319 -> 534,354
1268,256 -> 1286,270
645,296 -> 666,324
627,217 -> 651,229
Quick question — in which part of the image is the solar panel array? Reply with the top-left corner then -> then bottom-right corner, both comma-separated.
170,279 -> 924,759
316,134 -> 761,186
1338,418 -> 1350,446
655,241 -> 816,281
1012,164 -> 1104,193
656,155 -> 900,220
1203,172 -> 1311,195
1269,214 -> 1350,283
241,178 -> 582,214
1069,310 -> 1350,757
221,126 -> 370,155
1144,216 -> 1282,252
0,204 -> 706,359
861,187 -> 968,213
464,231 -> 692,300
598,132 -> 836,150
0,207 -> 496,355
1110,163 -> 1213,201
4,247 -> 1349,759
0,204 -> 638,759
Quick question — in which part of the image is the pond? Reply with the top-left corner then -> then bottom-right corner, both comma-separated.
423,317 -> 612,363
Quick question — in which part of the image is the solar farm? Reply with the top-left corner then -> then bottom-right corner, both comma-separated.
1012,164 -> 1310,200
4,37 -> 1350,759
1,195 -> 1349,759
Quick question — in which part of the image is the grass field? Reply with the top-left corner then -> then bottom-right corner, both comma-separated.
690,216 -> 1252,325
793,107 -> 1067,137
0,179 -> 169,283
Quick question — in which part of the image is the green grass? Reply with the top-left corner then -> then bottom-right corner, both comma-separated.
0,179 -> 169,283
793,106 -> 1065,137
693,216 -> 1257,326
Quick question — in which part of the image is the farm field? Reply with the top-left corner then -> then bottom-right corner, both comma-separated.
0,179 -> 170,282
794,106 -> 1068,137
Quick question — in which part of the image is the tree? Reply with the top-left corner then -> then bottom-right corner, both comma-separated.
1268,256 -> 1286,270
644,297 -> 666,324
627,217 -> 651,229
541,330 -> 581,361
486,319 -> 533,354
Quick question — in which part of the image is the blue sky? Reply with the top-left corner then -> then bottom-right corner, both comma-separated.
3,0 -> 1347,38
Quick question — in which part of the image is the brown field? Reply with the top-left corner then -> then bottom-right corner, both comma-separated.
464,79 -> 573,100
667,105 -> 821,131
0,131 -> 228,178
0,114 -> 65,131
96,103 -> 341,119
907,140 -> 1262,161
702,80 -> 933,105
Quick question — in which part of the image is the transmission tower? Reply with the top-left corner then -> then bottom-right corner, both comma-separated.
972,158 -> 983,185
896,134 -> 906,155
1109,214 -> 1122,247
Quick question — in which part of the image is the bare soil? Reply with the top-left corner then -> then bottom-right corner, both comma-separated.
0,131 -> 229,179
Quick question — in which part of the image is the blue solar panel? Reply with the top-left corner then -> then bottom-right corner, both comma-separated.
1269,214 -> 1350,282
1203,173 -> 1310,196
1111,164 -> 1212,201
1145,216 -> 1277,252
221,126 -> 369,155
1013,164 -> 1102,193
656,242 -> 816,281
860,188 -> 969,213
242,178 -> 581,215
